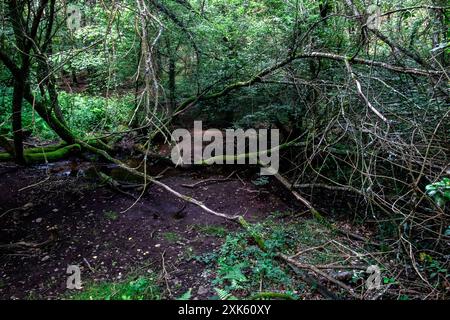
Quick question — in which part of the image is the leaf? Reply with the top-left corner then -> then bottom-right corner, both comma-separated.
177,288 -> 192,300
214,287 -> 237,300
444,226 -> 450,237
222,263 -> 248,283
214,287 -> 231,300
251,176 -> 269,186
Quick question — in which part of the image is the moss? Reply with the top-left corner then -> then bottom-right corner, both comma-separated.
162,232 -> 181,243
104,210 -> 119,220
195,224 -> 228,237
0,144 -> 80,164
24,142 -> 68,154
249,292 -> 297,300
238,216 -> 266,250
0,152 -> 11,161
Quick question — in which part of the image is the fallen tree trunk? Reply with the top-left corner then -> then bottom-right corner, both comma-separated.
23,142 -> 68,154
0,144 -> 80,164
78,140 -> 240,221
71,138 -> 360,299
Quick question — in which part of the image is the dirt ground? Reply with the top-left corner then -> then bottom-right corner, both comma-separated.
0,160 -> 296,299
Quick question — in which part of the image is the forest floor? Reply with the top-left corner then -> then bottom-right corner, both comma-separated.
0,158 -> 391,300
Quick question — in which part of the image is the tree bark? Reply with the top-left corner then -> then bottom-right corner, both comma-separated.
11,78 -> 26,164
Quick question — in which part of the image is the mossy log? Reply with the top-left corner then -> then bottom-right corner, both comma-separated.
23,142 -> 68,154
0,144 -> 80,164
237,216 -> 266,250
248,292 -> 296,300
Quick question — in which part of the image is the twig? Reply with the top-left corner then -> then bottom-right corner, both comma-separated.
344,59 -> 389,124
279,253 -> 360,299
161,250 -> 172,297
272,171 -> 322,218
83,258 -> 95,273
181,171 -> 236,188
290,241 -> 333,258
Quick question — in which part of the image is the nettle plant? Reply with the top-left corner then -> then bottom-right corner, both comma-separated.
426,178 -> 450,208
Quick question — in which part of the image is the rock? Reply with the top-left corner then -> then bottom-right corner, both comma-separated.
23,202 -> 34,209
197,286 -> 208,295
35,218 -> 43,223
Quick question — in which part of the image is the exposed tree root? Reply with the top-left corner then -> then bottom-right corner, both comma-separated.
0,226 -> 58,253
181,171 -> 235,188
78,140 -> 240,221
97,171 -> 140,200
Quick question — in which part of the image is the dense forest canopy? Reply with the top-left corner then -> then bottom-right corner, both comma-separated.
0,0 -> 448,300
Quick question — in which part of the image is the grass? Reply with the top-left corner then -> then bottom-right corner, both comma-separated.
68,275 -> 161,300
104,210 -> 119,221
162,232 -> 182,243
195,224 -> 228,238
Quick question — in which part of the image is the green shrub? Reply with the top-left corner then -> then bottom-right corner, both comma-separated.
0,88 -> 134,140
426,178 -> 450,208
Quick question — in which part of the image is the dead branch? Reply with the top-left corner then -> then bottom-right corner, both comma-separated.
0,226 -> 58,253
181,171 -> 236,188
344,59 -> 389,123
272,171 -> 322,218
79,140 -> 239,221
287,263 -> 340,300
278,253 -> 360,299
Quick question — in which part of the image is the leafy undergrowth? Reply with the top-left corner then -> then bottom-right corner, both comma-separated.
67,275 -> 161,300
64,211 -> 448,300
192,211 -> 444,300
193,215 -> 350,299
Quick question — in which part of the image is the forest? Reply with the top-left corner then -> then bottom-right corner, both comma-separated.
0,0 -> 448,301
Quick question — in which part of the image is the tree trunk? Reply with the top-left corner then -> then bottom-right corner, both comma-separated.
168,53 -> 176,113
11,77 -> 26,164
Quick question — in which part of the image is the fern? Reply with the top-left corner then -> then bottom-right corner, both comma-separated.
177,288 -> 192,300
214,287 -> 238,300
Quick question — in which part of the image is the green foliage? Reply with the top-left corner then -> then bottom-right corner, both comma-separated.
58,92 -> 133,137
383,277 -> 396,285
162,232 -> 182,243
426,178 -> 450,208
104,210 -> 119,221
51,2 -> 138,92
177,289 -> 192,300
0,89 -> 133,140
251,176 -> 269,186
198,222 -> 298,297
0,87 -> 57,139
418,252 -> 449,288
195,224 -> 228,238
194,217 -> 321,299
69,276 -> 160,300
214,287 -> 238,300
